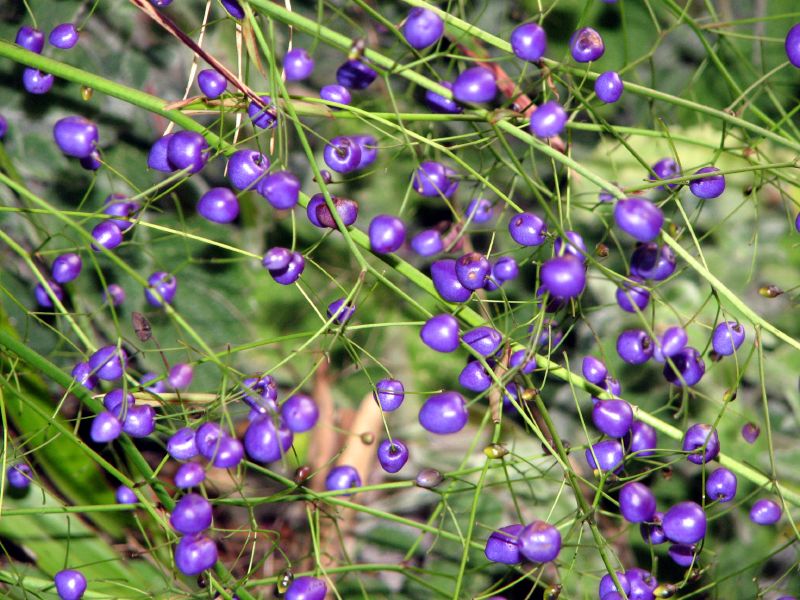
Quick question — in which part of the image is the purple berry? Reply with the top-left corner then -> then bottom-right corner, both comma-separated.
198,69 -> 227,99
462,326 -> 502,356
742,422 -> 760,444
595,70 -> 623,103
518,520 -> 561,563
615,278 -> 650,313
628,568 -> 658,599
377,439 -> 409,473
689,166 -> 725,199
352,134 -> 378,169
421,314 -> 460,352
220,0 -> 244,19
90,411 -> 122,443
431,259 -> 472,302
22,68 -> 54,94
491,256 -> 519,283
7,464 -> 32,489
72,362 -> 98,390
663,346 -> 705,386
196,422 -> 224,459
529,101 -> 567,138
16,26 -> 45,53
320,84 -> 351,107
750,499 -> 782,525
459,359 -> 492,392
582,356 -> 608,385
0,115 -> 7,139
599,572 -> 630,599
706,467 -> 737,502
283,48 -> 314,81
403,7 -> 444,49
281,394 -> 319,432
269,251 -> 305,285
711,320 -> 745,356
554,230 -> 586,259
508,212 -> 547,246
244,416 -> 293,463
147,134 -> 175,172
455,252 -> 491,290
640,511 -> 667,545
175,463 -> 206,489
452,67 -> 497,103
91,222 -> 123,252
412,161 -> 458,198
539,254 -> 586,299
510,22 -> 547,61
53,116 -> 98,159
668,543 -> 696,568
592,399 -> 633,438
104,389 -> 134,417
418,391 -> 468,434
631,243 -> 676,281
424,81 -> 462,114
211,436 -> 244,468
141,372 -> 165,393
786,23 -> 800,68
88,345 -> 127,380
122,404 -> 156,438
585,439 -> 624,473
145,271 -> 177,307
570,27 -> 605,62
170,493 -> 212,534
682,423 -> 719,465
285,576 -> 327,600
197,187 -> 239,223
115,485 -> 137,504
325,465 -> 361,494
411,229 -> 444,256
258,170 -> 300,209
49,23 -> 80,50
336,59 -> 377,90
168,427 -> 199,460
616,329 -> 653,364
327,297 -> 355,324
227,149 -> 269,191
619,482 -> 657,523
614,198 -> 664,242
174,534 -> 218,576
54,569 -> 87,600
626,421 -> 657,457
375,379 -> 404,412
248,95 -> 277,129
369,214 -> 406,253
169,363 -> 194,389
323,136 -> 362,173
660,326 -> 688,358
484,524 -> 523,564
466,198 -> 494,224
314,196 -> 359,228
103,195 -> 140,232
650,157 -> 681,189
167,131 -> 209,173
34,280 -> 64,308
662,501 -> 706,544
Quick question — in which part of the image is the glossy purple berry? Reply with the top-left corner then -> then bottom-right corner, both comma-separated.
599,572 -> 630,599
682,424 -> 719,465
320,84 -> 351,107
369,214 -> 406,253
603,375 -> 621,395
787,23 -> 800,67
540,254 -> 586,299
141,372 -> 165,394
554,231 -> 587,259
518,520 -> 561,563
632,243 -> 676,281
529,101 -> 567,138
459,359 -> 492,392
465,198 -> 493,224
595,71 -> 623,103
424,81 -> 462,114
742,422 -> 760,444
750,499 -> 781,525
452,67 -> 497,103
336,60 -> 377,90
281,394 -> 319,432
419,391 -> 468,434
54,116 -> 98,159
626,420 -> 657,457
104,389 -> 134,417
115,485 -> 137,504
211,436 -> 244,468
616,329 -> 653,364
640,512 -> 666,545
484,524 -> 523,564
248,95 -> 277,129
403,8 -> 444,50
16,26 -> 45,53
668,543 -> 696,568
90,411 -> 122,443
22,68 -> 54,94
227,149 -> 268,191
122,405 -> 156,438
585,439 -> 624,473
690,166 -> 725,199
491,256 -> 518,283
421,314 -> 460,352
195,423 -> 224,460
325,465 -> 361,495
662,501 -> 706,544
283,48 -> 314,81
614,198 -> 664,242
197,188 -> 239,223
375,379 -> 404,411
49,23 -> 79,49
269,251 -> 305,285
324,136 -> 362,173
411,229 -> 444,256
660,326 -> 688,358
650,157 -> 681,189
582,356 -> 608,385
377,439 -> 409,473
168,427 -> 199,460
103,195 -> 140,232
197,69 -> 226,99
174,534 -> 217,576
628,568 -> 658,599
54,569 -> 87,600
412,161 -> 458,198
34,280 -> 64,308
220,0 -> 244,18
352,134 -> 378,169
91,222 -> 123,252
706,467 -> 737,502
327,298 -> 355,324
88,345 -> 127,380
619,482 -> 656,523
147,134 -> 174,172
7,463 -> 32,489
145,271 -> 177,307
167,131 -> 208,173
285,576 -> 327,600
616,278 -> 650,313
711,320 -> 745,356
462,326 -> 502,357
171,493 -> 212,534
175,463 -> 206,489
258,170 -> 299,209
72,361 -> 98,390
431,259 -> 472,302
455,252 -> 490,290
314,196 -> 358,228
570,27 -> 604,62
167,363 -> 193,390
510,22 -> 546,61
592,399 -> 633,438
244,417 -> 293,463
508,212 -> 546,246
663,346 -> 705,386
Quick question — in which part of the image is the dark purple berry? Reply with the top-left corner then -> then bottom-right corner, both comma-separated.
668,543 -> 696,568
167,131 -> 209,173
582,356 -> 607,385
54,569 -> 87,600
247,95 -> 277,129
49,23 -> 80,50
786,23 -> 800,67
459,359 -> 492,392
104,389 -> 134,417
90,411 -> 122,443
553,230 -> 586,259
660,326 -> 687,358
220,0 -> 244,19
452,67 -> 497,103
103,195 -> 140,232
462,326 -> 502,356
148,134 -> 175,172
570,27 -> 604,62
314,196 -> 359,228
595,71 -> 623,103
711,320 -> 745,356
174,534 -> 217,576
455,252 -> 490,290
72,362 -> 98,390
592,399 -> 633,438
418,391 -> 468,434
369,215 -> 406,253
508,212 -> 547,246
374,379 -> 404,412
115,485 -> 137,504
211,436 -> 244,468
88,345 -> 127,380
197,69 -> 227,99
285,576 -> 327,600
510,22 -> 547,61
682,423 -> 719,465
640,512 -> 666,545
410,229 -> 444,256
327,297 -> 355,324
244,416 -> 293,463
750,499 -> 781,525
352,134 -> 378,169
585,439 -> 624,473
662,501 -> 706,544
424,81 -> 462,114
258,170 -> 300,209
431,259 -> 472,302
323,136 -> 362,173
403,8 -> 444,49
742,422 -> 760,444
281,394 -> 319,432
465,198 -> 493,224
54,116 -> 98,159
412,161 -> 458,198
616,329 -> 653,364
325,465 -> 361,494
34,280 -> 64,308
171,493 -> 212,534
599,572 -> 630,599
663,346 -> 705,386
7,464 -> 32,489
269,251 -> 305,285
320,84 -> 351,107
175,463 -> 206,489
22,68 -> 54,94
539,254 -> 586,299
529,101 -> 567,138
706,467 -> 737,502
197,188 -> 239,223
518,520 -> 561,563
16,26 -> 45,53
122,405 -> 156,438
484,524 -> 523,564
689,166 -> 725,199
283,48 -> 314,80
145,271 -> 177,307
619,482 -> 656,523
650,157 -> 681,189
615,277 -> 650,313
169,427 -> 199,460
377,439 -> 409,473
614,198 -> 664,242
336,60 -> 377,90
227,149 -> 268,190
491,256 -> 518,283
421,314 -> 460,352
626,421 -> 657,457
91,222 -> 123,251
